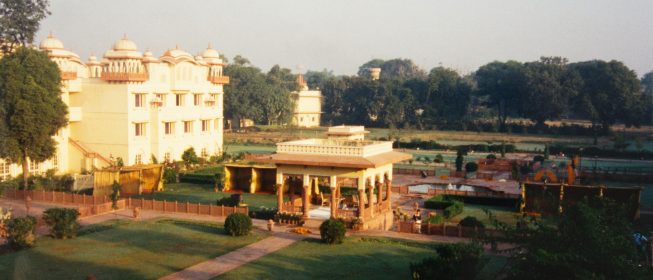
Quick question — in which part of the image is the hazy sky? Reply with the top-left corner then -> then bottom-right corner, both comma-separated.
38,0 -> 653,76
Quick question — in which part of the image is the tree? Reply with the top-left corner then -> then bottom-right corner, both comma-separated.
0,0 -> 50,54
475,61 -> 527,132
181,147 -> 199,168
521,57 -> 579,128
569,60 -> 642,132
0,47 -> 67,188
487,198 -> 651,279
423,67 -> 472,124
110,181 -> 120,210
639,71 -> 653,125
358,58 -> 426,80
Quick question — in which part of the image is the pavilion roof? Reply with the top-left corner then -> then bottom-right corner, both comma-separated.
254,151 -> 412,169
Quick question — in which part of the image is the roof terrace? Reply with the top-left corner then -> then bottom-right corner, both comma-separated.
276,138 -> 393,157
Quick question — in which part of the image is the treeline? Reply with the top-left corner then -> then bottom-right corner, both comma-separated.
307,57 -> 653,134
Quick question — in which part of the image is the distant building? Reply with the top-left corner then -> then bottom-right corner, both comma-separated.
0,34 -> 228,180
290,74 -> 322,127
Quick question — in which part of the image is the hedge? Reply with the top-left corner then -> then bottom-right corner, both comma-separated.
320,219 -> 346,244
179,173 -> 216,184
441,195 -> 519,209
426,215 -> 444,225
423,196 -> 464,219
224,213 -> 252,236
7,216 -> 37,249
42,208 -> 81,239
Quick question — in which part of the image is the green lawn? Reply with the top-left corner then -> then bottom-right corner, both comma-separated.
191,165 -> 224,175
447,205 -> 520,228
133,183 -> 279,209
0,219 -> 265,279
224,143 -> 275,154
214,237 -> 445,280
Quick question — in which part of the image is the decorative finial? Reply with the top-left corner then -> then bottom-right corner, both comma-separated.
123,33 -> 128,39
175,44 -> 179,49
48,31 -> 53,38
207,42 -> 213,49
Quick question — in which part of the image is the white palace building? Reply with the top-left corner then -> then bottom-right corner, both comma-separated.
0,34 -> 229,180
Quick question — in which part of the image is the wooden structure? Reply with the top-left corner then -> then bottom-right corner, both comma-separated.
93,164 -> 164,197
223,163 -> 276,193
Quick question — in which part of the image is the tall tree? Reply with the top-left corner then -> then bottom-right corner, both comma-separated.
521,57 -> 579,128
223,60 -> 266,128
475,61 -> 526,131
569,60 -> 642,131
0,0 -> 50,54
640,71 -> 653,125
0,47 -> 67,187
358,58 -> 426,80
303,69 -> 335,90
424,67 -> 472,124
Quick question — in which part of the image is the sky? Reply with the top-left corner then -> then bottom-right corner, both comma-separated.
38,0 -> 653,76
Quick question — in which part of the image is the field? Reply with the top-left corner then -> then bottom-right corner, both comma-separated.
132,183 -> 279,209
0,219 -> 265,279
215,237 -> 505,280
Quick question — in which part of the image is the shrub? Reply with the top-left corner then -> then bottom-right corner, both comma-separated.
224,213 -> 252,236
179,173 -> 215,184
465,162 -> 478,172
409,243 -> 483,280
319,219 -> 346,244
249,207 -> 277,220
163,167 -> 177,184
424,196 -> 452,210
7,216 -> 37,249
434,154 -> 444,163
42,208 -> 81,239
486,154 -> 497,160
181,147 -> 199,168
216,194 -> 241,207
458,216 -> 485,229
443,200 -> 464,219
426,215 -> 444,225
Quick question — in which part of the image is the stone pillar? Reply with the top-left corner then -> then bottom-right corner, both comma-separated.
276,183 -> 283,213
302,185 -> 310,218
330,186 -> 337,218
367,184 -> 375,218
358,188 -> 366,218
386,180 -> 392,201
376,181 -> 383,208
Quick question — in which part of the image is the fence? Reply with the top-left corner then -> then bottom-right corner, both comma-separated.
391,185 -> 519,200
2,189 -> 247,218
396,220 -> 502,239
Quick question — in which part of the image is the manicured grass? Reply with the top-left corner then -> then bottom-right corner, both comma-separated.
133,183 -> 279,209
447,205 -> 519,228
215,237 -> 442,280
224,143 -> 275,154
190,165 -> 224,175
0,219 -> 265,279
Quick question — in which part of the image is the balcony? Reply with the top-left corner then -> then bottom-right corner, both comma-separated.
60,71 -> 77,80
101,72 -> 149,83
208,75 -> 229,85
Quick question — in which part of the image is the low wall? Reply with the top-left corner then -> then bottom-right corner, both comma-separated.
126,197 -> 248,217
396,220 -> 503,238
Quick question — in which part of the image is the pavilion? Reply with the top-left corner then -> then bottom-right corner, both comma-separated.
255,125 -> 411,230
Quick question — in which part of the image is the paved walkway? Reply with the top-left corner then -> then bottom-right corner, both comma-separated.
160,232 -> 305,280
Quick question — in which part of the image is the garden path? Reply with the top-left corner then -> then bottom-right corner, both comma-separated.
159,231 -> 305,280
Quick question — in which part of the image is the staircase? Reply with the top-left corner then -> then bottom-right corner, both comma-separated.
68,138 -> 112,166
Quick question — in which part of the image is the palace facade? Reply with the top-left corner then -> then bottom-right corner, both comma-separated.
0,34 -> 228,180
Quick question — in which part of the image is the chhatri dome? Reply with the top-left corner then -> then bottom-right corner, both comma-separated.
201,43 -> 223,64
39,32 -> 64,50
112,34 -> 138,51
104,34 -> 143,59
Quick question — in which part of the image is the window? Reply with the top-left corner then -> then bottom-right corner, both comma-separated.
0,161 -> 10,180
202,120 -> 210,132
194,94 -> 202,106
135,154 -> 142,165
52,154 -> 58,170
135,94 -> 145,107
29,160 -> 39,174
164,122 -> 175,135
184,121 -> 193,133
135,123 -> 146,136
156,94 -> 166,107
201,148 -> 208,157
175,94 -> 185,106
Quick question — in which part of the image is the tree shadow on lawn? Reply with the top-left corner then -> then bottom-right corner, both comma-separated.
216,237 -> 441,280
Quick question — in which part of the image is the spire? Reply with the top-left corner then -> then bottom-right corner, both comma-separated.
207,42 -> 213,49
122,33 -> 128,39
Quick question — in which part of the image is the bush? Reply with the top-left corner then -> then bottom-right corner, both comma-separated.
424,196 -> 452,210
179,173 -> 215,184
426,215 -> 444,225
319,219 -> 346,244
409,243 -> 483,280
249,207 -> 277,220
181,147 -> 199,168
434,154 -> 444,163
465,162 -> 478,172
224,213 -> 252,236
443,200 -> 464,219
486,154 -> 497,160
163,167 -> 177,184
7,216 -> 37,249
42,208 -> 81,239
216,194 -> 242,207
458,216 -> 485,229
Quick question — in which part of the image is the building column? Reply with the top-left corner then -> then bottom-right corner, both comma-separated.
329,175 -> 337,219
302,185 -> 309,218
358,188 -> 366,218
385,180 -> 392,201
367,183 -> 375,218
277,183 -> 283,213
376,181 -> 383,208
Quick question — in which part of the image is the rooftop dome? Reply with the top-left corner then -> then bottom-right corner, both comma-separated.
39,33 -> 64,50
142,49 -> 158,63
162,46 -> 193,59
87,55 -> 100,65
202,44 -> 220,58
112,34 -> 138,51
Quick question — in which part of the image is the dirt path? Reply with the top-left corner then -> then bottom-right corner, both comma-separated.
159,232 -> 304,280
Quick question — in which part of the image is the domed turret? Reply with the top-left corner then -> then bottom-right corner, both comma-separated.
142,49 -> 158,63
103,34 -> 143,59
87,55 -> 100,65
201,43 -> 223,65
39,32 -> 64,50
113,34 -> 138,51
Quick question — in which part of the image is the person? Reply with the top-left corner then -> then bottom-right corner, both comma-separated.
413,209 -> 422,234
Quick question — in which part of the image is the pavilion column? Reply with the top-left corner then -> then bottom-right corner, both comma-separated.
376,181 -> 383,208
330,186 -> 338,218
357,188 -> 365,218
302,185 -> 309,218
276,183 -> 283,213
385,180 -> 392,201
367,184 -> 375,218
